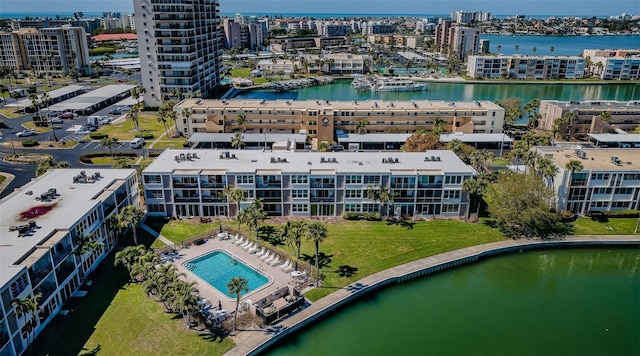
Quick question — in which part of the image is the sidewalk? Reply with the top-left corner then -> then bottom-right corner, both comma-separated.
225,234 -> 640,356
0,172 -> 15,196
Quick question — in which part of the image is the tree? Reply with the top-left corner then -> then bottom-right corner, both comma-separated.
225,185 -> 246,219
115,205 -> 145,245
495,98 -> 522,127
235,114 -> 247,132
462,172 -> 495,218
598,111 -> 612,133
554,111 -> 577,140
231,132 -> 245,150
113,158 -> 131,169
281,220 -> 307,259
469,149 -> 495,173
172,280 -> 199,328
355,119 -> 368,134
564,159 -> 583,210
127,104 -> 140,132
179,107 -> 191,137
100,137 -> 119,158
401,131 -> 442,151
446,139 -> 465,156
12,293 -> 42,347
523,99 -> 540,128
0,84 -> 8,103
238,199 -> 266,238
306,221 -> 328,284
114,245 -> 148,281
317,141 -> 331,152
11,91 -> 22,113
484,171 -> 565,239
227,277 -> 249,331
36,157 -> 70,176
536,156 -> 560,188
74,232 -> 104,257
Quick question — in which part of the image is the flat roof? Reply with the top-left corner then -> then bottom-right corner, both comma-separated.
0,169 -> 135,287
5,85 -> 86,109
536,147 -> 640,171
144,149 -> 475,175
540,100 -> 640,110
188,132 -> 307,144
48,84 -> 136,112
440,133 -> 514,143
587,133 -> 640,143
337,133 -> 411,143
176,98 -> 504,112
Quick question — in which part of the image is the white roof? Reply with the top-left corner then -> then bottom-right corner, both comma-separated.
0,169 -> 136,287
144,149 -> 475,175
587,133 -> 640,143
337,133 -> 412,143
440,133 -> 514,143
188,133 -> 307,144
5,85 -> 86,109
48,84 -> 136,112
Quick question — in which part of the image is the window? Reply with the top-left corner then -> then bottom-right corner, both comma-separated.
623,174 -> 640,181
589,201 -> 609,208
442,204 -> 459,213
361,203 -> 378,212
593,188 -> 612,195
291,175 -> 308,184
147,204 -> 165,213
345,189 -> 362,198
445,176 -> 463,185
363,175 -> 381,185
344,203 -> 361,212
236,175 -> 254,184
291,189 -> 309,198
443,190 -> 461,199
292,204 -> 308,212
146,190 -> 163,199
144,175 -> 161,184
345,175 -> 363,184
591,173 -> 610,180
611,201 -> 630,208
614,187 -> 633,195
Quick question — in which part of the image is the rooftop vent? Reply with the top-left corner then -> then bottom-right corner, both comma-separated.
73,171 -> 101,184
610,156 -> 622,166
270,157 -> 289,163
576,149 -> 587,159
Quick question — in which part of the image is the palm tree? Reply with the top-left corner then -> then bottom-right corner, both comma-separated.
11,91 -> 22,113
536,157 -> 560,188
317,141 -> 331,152
114,245 -> 148,281
599,111 -> 612,133
231,132 -> 245,150
432,117 -> 447,135
462,173 -> 492,218
366,184 -> 381,211
115,205 -> 145,245
355,119 -> 368,134
238,199 -> 266,238
496,45 -> 502,53
227,277 -> 249,330
0,84 -> 7,103
100,137 -> 119,158
282,220 -> 307,259
73,233 -> 104,257
306,221 -> 328,284
447,139 -> 465,157
127,104 -> 140,132
172,280 -> 199,328
564,160 -> 584,211
12,293 -> 42,347
379,186 -> 394,218
235,114 -> 247,132
180,107 -> 191,137
225,185 -> 247,219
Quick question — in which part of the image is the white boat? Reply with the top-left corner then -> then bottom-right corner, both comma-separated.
351,76 -> 427,92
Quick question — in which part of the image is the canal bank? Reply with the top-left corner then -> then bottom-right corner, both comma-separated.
225,234 -> 640,356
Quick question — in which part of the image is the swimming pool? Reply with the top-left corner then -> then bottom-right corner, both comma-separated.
185,250 -> 269,298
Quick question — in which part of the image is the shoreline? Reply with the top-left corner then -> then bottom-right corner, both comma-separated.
225,234 -> 640,355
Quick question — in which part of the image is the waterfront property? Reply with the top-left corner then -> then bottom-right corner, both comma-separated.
0,169 -> 139,356
467,55 -> 585,79
174,98 -> 505,143
142,149 -> 474,219
535,147 -> 640,215
538,100 -> 640,138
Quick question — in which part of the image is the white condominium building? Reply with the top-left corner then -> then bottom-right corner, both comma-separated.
535,147 -> 640,215
467,55 -> 585,79
134,0 -> 223,107
142,150 -> 475,219
173,99 -> 505,142
590,57 -> 640,80
0,169 -> 139,355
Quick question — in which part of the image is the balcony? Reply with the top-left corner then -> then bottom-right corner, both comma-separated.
174,196 -> 200,203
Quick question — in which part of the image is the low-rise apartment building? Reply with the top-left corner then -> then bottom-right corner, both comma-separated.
467,55 -> 585,79
173,99 -> 505,142
0,169 -> 138,355
535,147 -> 640,215
539,100 -> 640,138
142,150 -> 475,219
297,53 -> 372,74
590,57 -> 640,80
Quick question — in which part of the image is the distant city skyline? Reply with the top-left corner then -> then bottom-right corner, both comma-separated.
1,0 -> 639,17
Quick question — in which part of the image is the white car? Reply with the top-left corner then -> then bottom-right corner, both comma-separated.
75,127 -> 92,135
16,129 -> 36,137
48,117 -> 63,124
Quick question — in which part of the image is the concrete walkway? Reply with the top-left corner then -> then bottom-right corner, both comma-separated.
0,172 -> 15,196
225,234 -> 640,356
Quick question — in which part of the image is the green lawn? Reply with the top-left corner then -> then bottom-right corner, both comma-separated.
0,107 -> 23,119
146,217 -> 221,244
572,217 -> 640,235
0,175 -> 6,184
150,140 -> 187,149
98,113 -> 169,141
299,220 -> 504,301
22,121 -> 51,133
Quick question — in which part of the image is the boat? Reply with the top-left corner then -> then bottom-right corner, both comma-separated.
351,76 -> 427,92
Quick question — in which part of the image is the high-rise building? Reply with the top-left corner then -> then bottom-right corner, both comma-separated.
134,0 -> 223,106
435,21 -> 479,60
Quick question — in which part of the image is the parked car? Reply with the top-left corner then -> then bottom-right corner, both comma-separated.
108,107 -> 122,115
58,112 -> 77,119
98,116 -> 113,125
75,127 -> 92,135
16,129 -> 36,137
48,117 -> 63,124
130,137 -> 145,149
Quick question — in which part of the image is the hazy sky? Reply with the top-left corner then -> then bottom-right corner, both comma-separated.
2,0 -> 639,16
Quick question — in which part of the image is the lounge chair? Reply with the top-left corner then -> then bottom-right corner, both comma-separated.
264,254 -> 275,264
240,240 -> 251,249
283,263 -> 294,272
269,256 -> 281,266
233,237 -> 244,245
245,242 -> 256,251
248,244 -> 259,253
261,252 -> 273,261
278,260 -> 290,269
255,248 -> 266,256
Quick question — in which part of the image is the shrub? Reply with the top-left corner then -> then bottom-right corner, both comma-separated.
558,210 -> 577,222
90,132 -> 108,139
22,139 -> 38,147
603,209 -> 639,218
342,212 -> 361,220
363,212 -> 382,221
135,133 -> 154,139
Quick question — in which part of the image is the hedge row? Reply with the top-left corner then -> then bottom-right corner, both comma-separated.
22,140 -> 38,147
89,132 -> 108,139
586,209 -> 640,218
341,212 -> 382,221
79,152 -> 138,164
135,133 -> 155,139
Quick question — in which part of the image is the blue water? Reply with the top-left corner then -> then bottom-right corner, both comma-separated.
187,250 -> 269,298
484,34 -> 640,56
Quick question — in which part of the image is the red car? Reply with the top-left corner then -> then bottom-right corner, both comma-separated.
58,112 -> 77,119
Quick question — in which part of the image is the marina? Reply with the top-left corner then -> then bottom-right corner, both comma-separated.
351,75 -> 428,92
260,76 -> 334,92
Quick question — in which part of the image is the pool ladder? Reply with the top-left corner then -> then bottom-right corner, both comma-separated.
183,262 -> 196,271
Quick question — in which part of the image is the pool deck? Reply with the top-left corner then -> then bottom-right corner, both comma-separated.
223,234 -> 640,356
166,234 -> 302,316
